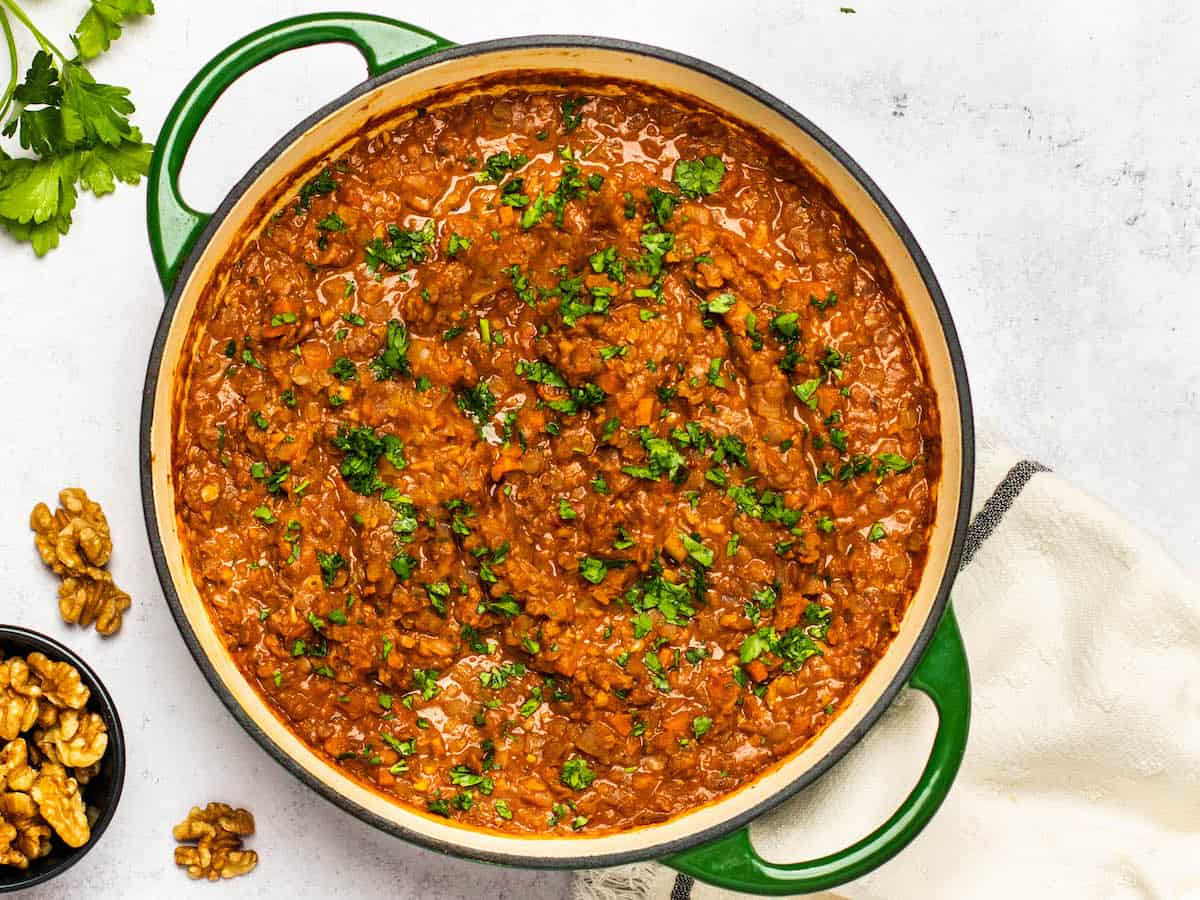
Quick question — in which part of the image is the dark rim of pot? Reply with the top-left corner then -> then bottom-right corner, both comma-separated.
0,625 -> 126,891
139,34 -> 975,870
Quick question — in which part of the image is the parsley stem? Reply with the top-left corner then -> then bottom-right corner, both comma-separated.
0,0 -> 67,62
0,7 -> 16,125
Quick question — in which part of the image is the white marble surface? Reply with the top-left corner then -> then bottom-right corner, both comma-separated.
1,1 -> 1196,897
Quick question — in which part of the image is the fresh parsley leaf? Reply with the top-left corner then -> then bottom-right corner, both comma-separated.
621,427 -> 687,482
875,452 -> 913,476
561,96 -> 588,133
369,319 -> 411,380
328,356 -> 357,382
0,45 -> 154,255
515,359 -> 568,388
456,379 -> 497,426
365,219 -> 435,273
74,0 -> 155,60
560,757 -> 595,790
296,168 -> 337,211
478,150 -> 528,182
679,533 -> 714,568
317,211 -> 345,232
330,425 -> 406,494
316,550 -> 346,588
646,186 -> 680,225
793,378 -> 822,410
673,155 -> 725,198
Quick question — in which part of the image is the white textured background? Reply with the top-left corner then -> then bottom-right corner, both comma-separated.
0,1 -> 1196,897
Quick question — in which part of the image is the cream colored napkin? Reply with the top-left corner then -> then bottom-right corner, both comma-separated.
573,433 -> 1200,899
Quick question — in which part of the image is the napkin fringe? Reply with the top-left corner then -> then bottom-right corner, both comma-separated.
575,862 -> 663,900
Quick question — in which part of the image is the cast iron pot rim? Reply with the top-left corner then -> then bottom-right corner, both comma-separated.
0,624 -> 127,891
139,33 -> 976,871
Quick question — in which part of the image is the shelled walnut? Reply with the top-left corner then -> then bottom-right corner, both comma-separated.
34,709 -> 107,769
0,651 -> 111,867
57,578 -> 130,638
173,803 -> 258,881
31,765 -> 89,849
29,488 -> 130,636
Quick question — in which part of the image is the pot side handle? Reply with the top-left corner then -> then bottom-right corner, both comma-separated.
146,13 -> 453,293
664,606 -> 970,896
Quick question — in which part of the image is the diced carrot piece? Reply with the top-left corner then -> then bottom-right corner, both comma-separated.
490,447 -> 524,481
746,660 -> 769,682
635,395 -> 655,426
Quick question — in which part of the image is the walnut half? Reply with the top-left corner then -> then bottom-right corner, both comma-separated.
173,803 -> 258,881
30,764 -> 90,849
58,578 -> 130,638
0,660 -> 41,743
30,488 -> 130,636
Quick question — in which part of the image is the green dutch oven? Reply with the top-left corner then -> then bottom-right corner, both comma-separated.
140,13 -> 974,895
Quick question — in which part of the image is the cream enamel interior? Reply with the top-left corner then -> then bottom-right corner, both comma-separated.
149,44 -> 964,861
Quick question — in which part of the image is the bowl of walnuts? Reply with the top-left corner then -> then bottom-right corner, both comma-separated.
0,626 -> 125,892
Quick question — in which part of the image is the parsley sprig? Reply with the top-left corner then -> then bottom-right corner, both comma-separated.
0,0 -> 155,255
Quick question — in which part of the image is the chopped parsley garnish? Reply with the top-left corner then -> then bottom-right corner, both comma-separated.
479,150 -> 528,182
478,661 -> 526,690
317,211 -> 346,232
412,668 -> 441,701
447,232 -> 472,257
599,344 -> 628,361
738,624 -> 824,673
793,378 -> 822,409
621,427 -> 687,482
561,96 -> 588,133
811,290 -> 839,312
479,594 -> 522,618
328,356 -> 357,382
424,581 -> 451,615
875,453 -> 913,476
673,155 -> 725,198
556,274 -> 611,326
647,186 -> 681,225
634,230 -> 675,276
589,245 -> 626,283
560,757 -> 596,790
369,319 -> 411,380
515,359 -> 568,388
558,498 -> 578,521
701,292 -> 736,317
692,716 -> 713,739
679,533 -> 714,568
546,382 -> 607,415
868,522 -> 887,542
316,551 -> 345,588
771,311 -> 801,339
296,169 -> 337,211
456,380 -> 497,426
365,219 -> 435,273
579,556 -> 626,585
642,651 -> 671,692
330,425 -> 407,494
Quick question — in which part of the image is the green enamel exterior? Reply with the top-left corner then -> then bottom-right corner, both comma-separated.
146,13 -> 451,292
664,606 -> 971,894
144,16 -> 971,892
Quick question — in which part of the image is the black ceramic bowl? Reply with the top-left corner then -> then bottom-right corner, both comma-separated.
0,626 -> 125,892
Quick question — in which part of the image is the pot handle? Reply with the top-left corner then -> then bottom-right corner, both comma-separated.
663,605 -> 970,896
146,13 -> 452,292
